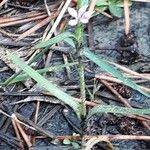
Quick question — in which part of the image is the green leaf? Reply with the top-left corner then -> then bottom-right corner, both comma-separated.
109,3 -> 123,17
96,6 -> 108,12
116,0 -> 132,7
78,0 -> 89,7
64,38 -> 76,48
9,62 -> 78,84
9,53 -> 81,118
82,48 -> 150,97
63,139 -> 71,145
35,32 -> 74,49
71,142 -> 80,149
87,105 -> 150,119
96,0 -> 108,6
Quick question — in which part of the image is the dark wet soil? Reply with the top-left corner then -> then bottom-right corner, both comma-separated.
0,2 -> 150,150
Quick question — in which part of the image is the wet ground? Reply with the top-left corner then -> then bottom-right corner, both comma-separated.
0,2 -> 150,150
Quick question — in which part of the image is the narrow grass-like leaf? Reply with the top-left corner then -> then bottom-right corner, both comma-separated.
35,32 -> 74,49
9,62 -> 78,84
64,38 -> 76,48
9,53 -> 80,118
82,48 -> 150,97
87,105 -> 150,119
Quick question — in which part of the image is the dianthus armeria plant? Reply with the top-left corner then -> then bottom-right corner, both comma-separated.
68,5 -> 93,26
8,0 -> 150,129
67,1 -> 94,119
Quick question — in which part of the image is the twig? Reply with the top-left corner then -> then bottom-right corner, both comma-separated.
12,114 -> 32,148
37,105 -> 61,127
108,61 -> 150,81
44,0 -> 51,16
100,80 -> 150,129
35,101 -> 40,124
0,14 -> 47,27
95,74 -> 150,93
12,119 -> 24,149
16,11 -> 59,41
88,0 -> 96,13
0,0 -> 8,7
0,12 -> 46,23
124,0 -> 130,34
15,113 -> 55,139
45,0 -> 71,40
83,134 -> 150,141
100,80 -> 131,107
0,131 -> 20,148
36,134 -> 150,141
0,109 -> 36,130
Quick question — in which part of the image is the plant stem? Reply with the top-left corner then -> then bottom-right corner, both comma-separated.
75,22 -> 86,118
78,59 -> 86,118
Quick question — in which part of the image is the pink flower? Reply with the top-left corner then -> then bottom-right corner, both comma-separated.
68,5 -> 93,26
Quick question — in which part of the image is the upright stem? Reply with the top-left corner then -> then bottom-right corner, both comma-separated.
75,22 -> 86,118
78,61 -> 86,118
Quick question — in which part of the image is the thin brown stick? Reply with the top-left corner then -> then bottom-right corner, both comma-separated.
84,134 -> 150,141
0,14 -> 47,27
16,11 -> 59,41
15,113 -> 55,139
124,0 -> 130,34
0,12 -> 46,24
95,74 -> 150,93
89,0 -> 96,13
13,115 -> 32,148
100,80 -> 150,129
35,101 -> 40,124
35,134 -> 150,141
36,134 -> 150,141
100,80 -> 131,107
0,0 -> 8,7
108,61 -> 150,81
11,119 -> 24,149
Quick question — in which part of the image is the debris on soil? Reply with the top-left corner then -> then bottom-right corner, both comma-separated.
0,0 -> 150,150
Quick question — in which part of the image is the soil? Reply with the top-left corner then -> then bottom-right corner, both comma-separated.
0,1 -> 150,150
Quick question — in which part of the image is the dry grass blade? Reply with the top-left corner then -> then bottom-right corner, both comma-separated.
45,0 -> 71,41
124,0 -> 130,34
0,14 -> 47,27
95,74 -> 150,93
0,12 -> 46,24
83,135 -> 150,141
89,0 -> 97,13
12,114 -> 32,148
16,11 -> 59,41
108,61 -> 150,81
0,0 -> 8,7
84,136 -> 113,150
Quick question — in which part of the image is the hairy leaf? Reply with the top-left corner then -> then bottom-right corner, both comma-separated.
35,32 -> 74,49
82,48 -> 150,97
9,53 -> 81,118
9,62 -> 78,84
87,105 -> 150,119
